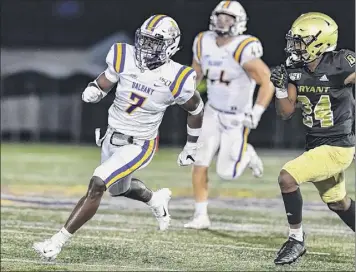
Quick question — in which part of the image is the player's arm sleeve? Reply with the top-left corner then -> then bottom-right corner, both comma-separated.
233,36 -> 263,66
192,32 -> 204,65
104,43 -> 127,83
340,50 -> 356,85
170,66 -> 197,105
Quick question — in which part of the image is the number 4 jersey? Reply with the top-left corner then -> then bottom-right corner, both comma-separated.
192,31 -> 263,113
287,49 -> 355,150
103,43 -> 196,140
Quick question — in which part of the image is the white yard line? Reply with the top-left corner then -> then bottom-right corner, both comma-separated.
1,228 -> 333,256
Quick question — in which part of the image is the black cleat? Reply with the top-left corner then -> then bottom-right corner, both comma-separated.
274,233 -> 306,265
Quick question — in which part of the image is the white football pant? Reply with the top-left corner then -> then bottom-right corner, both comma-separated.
93,128 -> 156,189
194,104 -> 253,180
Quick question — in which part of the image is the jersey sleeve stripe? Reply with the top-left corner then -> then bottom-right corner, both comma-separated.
233,37 -> 259,64
146,14 -> 168,31
222,1 -> 231,8
105,139 -> 156,187
114,43 -> 126,73
170,66 -> 194,98
196,32 -> 204,62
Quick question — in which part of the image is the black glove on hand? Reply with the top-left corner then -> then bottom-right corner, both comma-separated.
270,64 -> 288,89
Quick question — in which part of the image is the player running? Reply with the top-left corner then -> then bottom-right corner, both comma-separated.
184,0 -> 274,229
32,15 -> 204,261
271,12 -> 355,265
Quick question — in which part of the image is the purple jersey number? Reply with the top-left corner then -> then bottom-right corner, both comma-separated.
126,92 -> 147,114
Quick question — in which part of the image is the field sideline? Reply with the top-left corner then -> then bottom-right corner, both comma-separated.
1,143 -> 355,271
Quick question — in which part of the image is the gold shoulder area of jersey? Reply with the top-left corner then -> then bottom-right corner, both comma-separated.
112,43 -> 130,73
233,35 -> 259,63
196,31 -> 206,38
169,65 -> 195,98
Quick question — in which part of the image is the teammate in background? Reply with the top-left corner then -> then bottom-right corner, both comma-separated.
271,12 -> 355,265
32,15 -> 204,261
184,0 -> 274,229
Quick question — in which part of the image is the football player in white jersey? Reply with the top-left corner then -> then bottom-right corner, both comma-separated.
32,15 -> 204,261
184,1 -> 274,229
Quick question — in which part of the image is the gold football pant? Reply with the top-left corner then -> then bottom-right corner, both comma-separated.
282,145 -> 355,203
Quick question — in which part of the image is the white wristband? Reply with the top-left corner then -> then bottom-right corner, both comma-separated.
88,80 -> 108,99
187,125 -> 202,137
275,87 -> 288,99
252,104 -> 266,119
188,99 -> 204,115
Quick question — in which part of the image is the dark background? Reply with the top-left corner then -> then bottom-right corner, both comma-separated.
1,0 -> 355,148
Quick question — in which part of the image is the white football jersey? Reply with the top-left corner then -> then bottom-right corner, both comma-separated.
193,31 -> 263,113
104,43 -> 196,140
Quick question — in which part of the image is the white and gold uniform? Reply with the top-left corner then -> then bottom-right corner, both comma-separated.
93,43 -> 196,188
193,30 -> 263,179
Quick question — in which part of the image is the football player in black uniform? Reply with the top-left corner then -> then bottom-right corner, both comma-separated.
270,12 -> 355,265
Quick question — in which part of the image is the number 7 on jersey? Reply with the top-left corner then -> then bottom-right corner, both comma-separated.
126,92 -> 147,114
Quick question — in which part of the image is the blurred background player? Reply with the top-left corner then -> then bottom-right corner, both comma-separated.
32,15 -> 204,261
271,12 -> 355,265
184,0 -> 274,229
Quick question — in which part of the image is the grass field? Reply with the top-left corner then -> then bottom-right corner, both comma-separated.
1,143 -> 355,271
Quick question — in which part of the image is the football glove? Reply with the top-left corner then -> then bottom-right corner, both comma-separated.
242,104 -> 265,129
177,142 -> 197,166
82,82 -> 107,103
270,64 -> 288,89
271,65 -> 289,99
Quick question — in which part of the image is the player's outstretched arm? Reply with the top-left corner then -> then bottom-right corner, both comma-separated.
180,91 -> 204,143
242,58 -> 275,128
243,59 -> 275,109
176,91 -> 204,166
82,72 -> 116,104
271,65 -> 297,120
82,43 -> 122,103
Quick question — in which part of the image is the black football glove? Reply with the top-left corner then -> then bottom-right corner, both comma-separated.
270,64 -> 288,89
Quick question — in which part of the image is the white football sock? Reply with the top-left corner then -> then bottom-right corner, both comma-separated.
195,201 -> 208,216
289,226 -> 303,242
52,227 -> 72,245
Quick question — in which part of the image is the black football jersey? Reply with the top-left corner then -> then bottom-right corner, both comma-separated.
287,49 -> 355,150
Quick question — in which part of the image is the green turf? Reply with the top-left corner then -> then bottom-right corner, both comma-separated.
1,143 -> 355,271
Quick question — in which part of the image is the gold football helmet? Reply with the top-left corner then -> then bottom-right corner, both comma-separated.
285,12 -> 338,64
